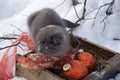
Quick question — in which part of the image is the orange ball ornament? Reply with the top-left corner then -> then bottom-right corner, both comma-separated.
78,52 -> 96,71
62,60 -> 88,80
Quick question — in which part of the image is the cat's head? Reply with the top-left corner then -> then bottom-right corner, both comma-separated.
36,25 -> 70,56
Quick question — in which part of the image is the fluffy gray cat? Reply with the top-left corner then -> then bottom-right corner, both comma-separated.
27,8 -> 79,56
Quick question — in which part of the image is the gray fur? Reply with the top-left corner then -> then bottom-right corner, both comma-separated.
27,8 -> 71,56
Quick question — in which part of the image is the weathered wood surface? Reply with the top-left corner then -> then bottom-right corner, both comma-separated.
16,64 -> 63,80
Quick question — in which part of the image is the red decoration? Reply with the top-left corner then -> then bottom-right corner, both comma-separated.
62,60 -> 88,80
78,52 -> 96,71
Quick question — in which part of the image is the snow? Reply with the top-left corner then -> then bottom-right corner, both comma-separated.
109,73 -> 120,80
0,0 -> 32,20
0,0 -> 120,80
11,76 -> 27,80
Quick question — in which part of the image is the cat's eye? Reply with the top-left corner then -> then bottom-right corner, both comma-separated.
45,46 -> 48,49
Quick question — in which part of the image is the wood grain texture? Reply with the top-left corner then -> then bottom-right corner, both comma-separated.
16,64 -> 63,80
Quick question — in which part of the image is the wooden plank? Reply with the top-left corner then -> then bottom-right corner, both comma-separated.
16,65 -> 63,80
83,54 -> 120,80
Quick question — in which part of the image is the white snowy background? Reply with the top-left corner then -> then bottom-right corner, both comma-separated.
0,0 -> 120,80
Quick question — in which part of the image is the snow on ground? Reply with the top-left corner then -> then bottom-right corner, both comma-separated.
0,0 -> 32,20
0,0 -> 120,79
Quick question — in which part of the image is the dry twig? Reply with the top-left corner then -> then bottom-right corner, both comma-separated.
64,5 -> 72,18
72,0 -> 79,6
54,0 -> 65,9
99,0 -> 115,32
11,24 -> 23,32
0,42 -> 20,50
75,0 -> 87,23
0,37 -> 17,40
91,0 -> 115,29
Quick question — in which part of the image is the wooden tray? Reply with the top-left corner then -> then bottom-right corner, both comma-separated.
16,36 -> 120,80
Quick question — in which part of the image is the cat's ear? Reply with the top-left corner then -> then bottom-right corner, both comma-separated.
27,11 -> 40,26
62,19 -> 80,29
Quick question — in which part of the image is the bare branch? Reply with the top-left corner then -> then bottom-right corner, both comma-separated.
91,9 -> 100,29
0,42 -> 20,50
81,0 -> 87,19
64,0 -> 80,22
72,0 -> 79,6
10,24 -> 23,32
75,0 -> 87,23
85,9 -> 98,16
54,0 -> 65,9
0,37 -> 17,40
73,5 -> 80,19
113,38 -> 120,41
84,18 -> 95,20
106,0 -> 115,15
85,0 -> 115,17
102,20 -> 107,33
100,16 -> 108,32
99,0 -> 115,32
91,0 -> 115,29
64,5 -> 72,18
18,45 -> 26,51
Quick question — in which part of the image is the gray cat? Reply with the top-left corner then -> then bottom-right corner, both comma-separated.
27,8 -> 79,56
